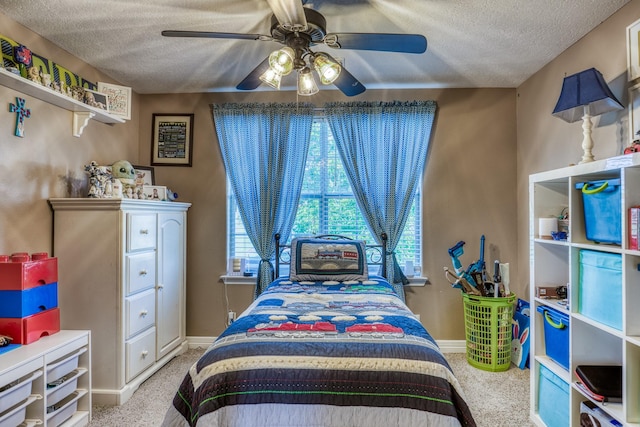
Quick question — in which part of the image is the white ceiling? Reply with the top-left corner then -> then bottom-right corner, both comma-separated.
0,0 -> 630,95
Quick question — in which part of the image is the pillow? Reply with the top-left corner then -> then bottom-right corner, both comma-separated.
290,237 -> 368,282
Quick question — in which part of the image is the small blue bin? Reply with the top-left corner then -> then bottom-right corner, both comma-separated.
579,250 -> 622,330
536,305 -> 569,370
538,364 -> 569,427
575,179 -> 621,244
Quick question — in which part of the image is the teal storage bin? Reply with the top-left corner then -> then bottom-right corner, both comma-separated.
538,364 -> 569,427
536,305 -> 569,370
575,179 -> 621,244
579,250 -> 622,330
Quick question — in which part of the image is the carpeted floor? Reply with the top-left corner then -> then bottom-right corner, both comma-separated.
89,348 -> 533,426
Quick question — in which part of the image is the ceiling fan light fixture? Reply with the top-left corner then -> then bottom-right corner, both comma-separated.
313,53 -> 341,85
259,67 -> 282,90
297,67 -> 319,96
268,47 -> 295,76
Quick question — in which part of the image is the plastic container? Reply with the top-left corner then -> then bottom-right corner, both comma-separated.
462,293 -> 516,372
47,347 -> 86,384
575,179 -> 621,244
538,364 -> 569,427
46,391 -> 81,427
0,371 -> 41,413
536,305 -> 569,370
579,250 -> 622,330
47,370 -> 82,407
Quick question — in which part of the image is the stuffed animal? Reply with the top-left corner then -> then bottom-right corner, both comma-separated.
0,334 -> 12,347
111,160 -> 140,199
85,161 -> 114,198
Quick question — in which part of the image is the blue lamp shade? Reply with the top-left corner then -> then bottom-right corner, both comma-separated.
552,68 -> 624,123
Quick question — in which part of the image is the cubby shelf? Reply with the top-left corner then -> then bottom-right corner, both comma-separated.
0,68 -> 125,136
530,153 -> 640,427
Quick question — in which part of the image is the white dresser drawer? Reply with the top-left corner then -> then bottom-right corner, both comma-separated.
126,252 -> 156,295
125,327 -> 156,382
127,213 -> 157,252
125,290 -> 156,338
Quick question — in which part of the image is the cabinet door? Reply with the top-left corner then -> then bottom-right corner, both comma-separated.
156,212 -> 185,359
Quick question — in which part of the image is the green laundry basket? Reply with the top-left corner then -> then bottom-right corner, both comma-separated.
462,293 -> 516,372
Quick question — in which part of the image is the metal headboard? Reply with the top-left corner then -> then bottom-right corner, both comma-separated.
274,233 -> 388,279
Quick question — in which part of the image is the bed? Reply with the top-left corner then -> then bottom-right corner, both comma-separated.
162,236 -> 476,427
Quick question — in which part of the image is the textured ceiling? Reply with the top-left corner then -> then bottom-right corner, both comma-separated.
0,0 -> 630,95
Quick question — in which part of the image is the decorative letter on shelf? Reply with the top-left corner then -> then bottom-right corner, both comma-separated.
9,97 -> 30,137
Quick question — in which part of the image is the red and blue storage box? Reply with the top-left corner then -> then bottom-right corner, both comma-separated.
578,250 -> 622,330
0,253 -> 60,345
536,305 -> 569,370
575,179 -> 621,245
538,364 -> 569,427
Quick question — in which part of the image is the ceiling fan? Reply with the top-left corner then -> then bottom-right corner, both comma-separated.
161,0 -> 427,96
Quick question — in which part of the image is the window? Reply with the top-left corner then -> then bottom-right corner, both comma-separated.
227,114 -> 422,275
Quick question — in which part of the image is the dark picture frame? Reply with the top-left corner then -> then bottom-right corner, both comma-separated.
151,113 -> 194,166
132,165 -> 155,186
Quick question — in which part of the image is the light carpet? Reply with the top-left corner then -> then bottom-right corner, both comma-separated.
89,348 -> 533,426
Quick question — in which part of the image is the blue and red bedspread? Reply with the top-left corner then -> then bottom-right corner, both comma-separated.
162,276 -> 476,427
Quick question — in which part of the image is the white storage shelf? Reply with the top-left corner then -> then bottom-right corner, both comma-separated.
530,154 -> 640,427
0,67 -> 124,137
0,331 -> 91,427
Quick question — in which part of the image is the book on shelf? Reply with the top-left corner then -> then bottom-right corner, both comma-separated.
575,365 -> 622,403
629,206 -> 640,250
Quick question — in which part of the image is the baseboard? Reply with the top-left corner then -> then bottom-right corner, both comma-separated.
187,336 -> 215,349
435,340 -> 466,353
187,336 -> 465,353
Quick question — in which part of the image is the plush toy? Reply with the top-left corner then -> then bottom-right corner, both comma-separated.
85,161 -> 114,198
111,160 -> 140,199
0,334 -> 13,347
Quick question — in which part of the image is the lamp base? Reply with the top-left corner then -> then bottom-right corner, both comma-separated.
579,112 -> 595,164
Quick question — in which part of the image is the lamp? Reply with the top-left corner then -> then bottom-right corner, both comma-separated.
312,53 -> 341,85
297,67 -> 319,96
259,67 -> 283,90
268,47 -> 295,76
552,68 -> 624,164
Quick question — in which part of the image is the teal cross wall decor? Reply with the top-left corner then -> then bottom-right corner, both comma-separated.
9,97 -> 31,137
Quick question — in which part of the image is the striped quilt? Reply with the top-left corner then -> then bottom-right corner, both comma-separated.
162,277 -> 476,427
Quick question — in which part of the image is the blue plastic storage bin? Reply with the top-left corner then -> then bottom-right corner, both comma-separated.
579,250 -> 622,330
538,364 -> 569,427
575,179 -> 621,244
536,305 -> 569,370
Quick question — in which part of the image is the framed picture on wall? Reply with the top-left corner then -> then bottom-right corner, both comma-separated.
98,82 -> 132,120
629,81 -> 640,142
151,113 -> 194,167
628,19 -> 640,81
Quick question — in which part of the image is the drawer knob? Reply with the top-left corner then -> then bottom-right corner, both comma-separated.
139,270 -> 147,276
140,229 -> 149,235
140,310 -> 148,317
157,284 -> 164,290
141,350 -> 148,358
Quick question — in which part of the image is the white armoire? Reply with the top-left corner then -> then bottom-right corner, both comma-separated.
49,198 -> 190,405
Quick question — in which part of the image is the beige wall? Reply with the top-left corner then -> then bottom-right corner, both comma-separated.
0,11 -> 518,342
515,0 -> 640,296
139,88 -> 517,339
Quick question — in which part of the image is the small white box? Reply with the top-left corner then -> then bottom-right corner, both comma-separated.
142,185 -> 167,201
227,258 -> 246,276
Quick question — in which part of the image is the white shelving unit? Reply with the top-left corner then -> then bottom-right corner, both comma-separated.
0,330 -> 91,427
0,68 -> 125,136
529,154 -> 640,426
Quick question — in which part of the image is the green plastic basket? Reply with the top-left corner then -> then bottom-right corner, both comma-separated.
462,293 -> 516,372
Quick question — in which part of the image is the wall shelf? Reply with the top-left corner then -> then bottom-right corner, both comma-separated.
0,68 -> 125,136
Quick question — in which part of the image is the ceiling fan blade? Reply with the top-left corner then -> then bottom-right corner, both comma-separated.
324,33 -> 427,54
266,0 -> 307,31
236,57 -> 271,90
332,65 -> 366,97
161,30 -> 267,41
